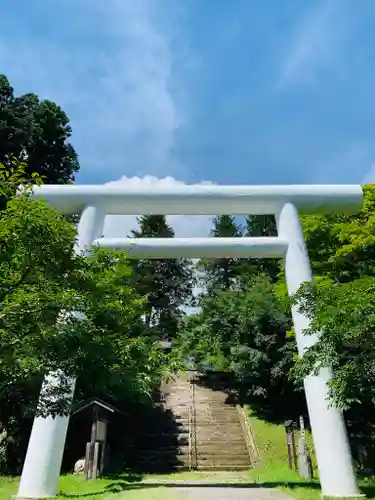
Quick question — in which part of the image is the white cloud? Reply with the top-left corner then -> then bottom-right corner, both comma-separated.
104,175 -> 215,237
0,0 -> 191,180
277,0 -> 344,87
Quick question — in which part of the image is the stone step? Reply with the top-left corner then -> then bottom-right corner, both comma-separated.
174,414 -> 239,419
174,407 -> 237,411
195,427 -> 244,432
140,439 -> 247,449
195,427 -> 243,431
194,464 -> 251,471
137,455 -> 250,467
139,447 -> 249,456
194,410 -> 238,414
196,437 -> 246,443
193,408 -> 236,412
194,400 -> 235,403
195,422 -> 243,430
136,456 -> 184,465
194,439 -> 248,445
175,411 -> 240,417
194,452 -> 249,459
173,403 -> 236,407
142,431 -> 189,437
170,393 -> 234,397
174,410 -> 239,416
199,414 -> 243,420
194,445 -> 248,453
195,427 -> 244,433
169,405 -> 236,411
196,439 -> 246,444
142,432 -> 189,440
175,420 -> 242,426
168,404 -> 237,410
196,443 -> 246,449
195,434 -> 245,439
136,463 -> 250,472
148,375 -> 252,472
196,451 -> 249,457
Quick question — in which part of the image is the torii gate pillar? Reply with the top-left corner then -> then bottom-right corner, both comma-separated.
277,202 -> 360,498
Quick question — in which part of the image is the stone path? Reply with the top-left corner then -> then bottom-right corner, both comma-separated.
140,479 -> 294,500
169,485 -> 294,500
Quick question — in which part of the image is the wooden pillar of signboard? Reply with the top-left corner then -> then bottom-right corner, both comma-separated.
84,405 -> 98,480
75,399 -> 115,480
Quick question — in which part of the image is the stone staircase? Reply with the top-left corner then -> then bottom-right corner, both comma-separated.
136,372 -> 254,471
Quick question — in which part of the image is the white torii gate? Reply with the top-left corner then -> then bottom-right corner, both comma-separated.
16,184 -> 363,499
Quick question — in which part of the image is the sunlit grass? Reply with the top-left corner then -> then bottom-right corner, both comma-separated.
246,406 -> 375,500
245,407 -> 321,500
0,474 -> 174,500
2,408 -> 374,499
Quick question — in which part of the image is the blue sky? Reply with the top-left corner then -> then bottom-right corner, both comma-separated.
1,0 -> 375,189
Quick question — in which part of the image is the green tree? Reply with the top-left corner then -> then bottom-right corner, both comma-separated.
0,189 -> 164,413
301,185 -> 375,282
0,74 -> 79,184
242,214 -> 280,282
199,215 -> 243,291
293,185 -> 375,409
131,215 -> 194,340
0,166 -> 169,471
178,275 -> 304,421
294,277 -> 375,410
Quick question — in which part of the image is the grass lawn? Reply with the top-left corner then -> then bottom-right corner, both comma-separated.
246,406 -> 375,500
2,408 -> 375,499
246,407 -> 321,500
0,474 -> 176,500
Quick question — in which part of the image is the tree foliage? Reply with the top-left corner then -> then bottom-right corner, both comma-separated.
198,215 -> 242,291
302,185 -> 375,282
243,215 -> 280,282
294,278 -> 375,410
0,189 -> 166,408
294,185 -> 375,410
130,215 -> 194,340
178,275 -> 304,421
0,166 -> 170,471
0,74 -> 79,184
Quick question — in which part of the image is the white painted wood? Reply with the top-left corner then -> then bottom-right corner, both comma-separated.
30,183 -> 362,215
93,236 -> 288,259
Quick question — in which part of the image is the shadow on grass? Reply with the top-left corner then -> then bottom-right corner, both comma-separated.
100,472 -> 143,482
106,481 -> 322,490
59,472 -> 142,498
60,479 -> 322,498
59,477 -> 375,499
361,484 -> 375,499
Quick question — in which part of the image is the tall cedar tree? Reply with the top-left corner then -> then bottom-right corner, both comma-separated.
243,215 -> 280,281
199,215 -> 242,290
0,74 -> 79,184
131,215 -> 194,341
